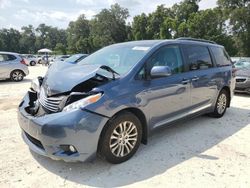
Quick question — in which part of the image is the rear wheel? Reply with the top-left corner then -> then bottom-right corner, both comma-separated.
11,70 -> 24,82
99,112 -> 142,164
210,89 -> 229,118
30,61 -> 36,66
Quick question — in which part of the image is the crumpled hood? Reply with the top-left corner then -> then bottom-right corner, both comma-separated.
236,68 -> 250,77
42,63 -> 103,96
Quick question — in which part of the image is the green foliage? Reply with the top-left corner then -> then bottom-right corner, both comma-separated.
19,25 -> 36,53
218,0 -> 250,56
54,43 -> 66,55
132,13 -> 148,40
67,15 -> 90,53
173,0 -> 200,22
0,1 -> 249,56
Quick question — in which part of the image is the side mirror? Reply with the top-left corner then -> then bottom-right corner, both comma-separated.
150,66 -> 172,78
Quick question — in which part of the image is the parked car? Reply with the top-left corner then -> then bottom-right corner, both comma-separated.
0,51 -> 29,81
235,66 -> 250,94
18,38 -> 234,164
234,61 -> 250,70
20,55 -> 30,66
53,55 -> 71,62
36,55 -> 42,64
231,57 -> 250,64
37,55 -> 51,64
24,54 -> 37,66
21,54 -> 37,66
63,54 -> 88,64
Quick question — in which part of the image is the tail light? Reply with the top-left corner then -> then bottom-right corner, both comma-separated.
20,59 -> 26,65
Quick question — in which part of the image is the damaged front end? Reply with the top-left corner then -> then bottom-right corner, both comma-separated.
28,65 -> 117,116
18,64 -> 114,162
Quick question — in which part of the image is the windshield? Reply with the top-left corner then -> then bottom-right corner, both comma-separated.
78,44 -> 151,75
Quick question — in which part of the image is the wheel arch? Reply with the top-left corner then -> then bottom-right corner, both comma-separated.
97,107 -> 148,154
221,86 -> 231,107
10,69 -> 25,77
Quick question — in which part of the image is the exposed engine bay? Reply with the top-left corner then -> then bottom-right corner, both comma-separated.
27,65 -> 119,116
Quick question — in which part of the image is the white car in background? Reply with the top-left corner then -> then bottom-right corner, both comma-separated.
0,51 -> 29,81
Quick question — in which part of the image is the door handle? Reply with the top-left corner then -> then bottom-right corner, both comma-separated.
192,76 -> 199,81
182,78 -> 190,85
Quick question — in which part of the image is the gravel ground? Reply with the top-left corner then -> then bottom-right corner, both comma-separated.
0,65 -> 250,188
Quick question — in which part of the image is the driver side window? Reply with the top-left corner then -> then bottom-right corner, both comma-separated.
147,45 -> 184,78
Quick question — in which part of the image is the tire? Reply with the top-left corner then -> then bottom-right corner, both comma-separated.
38,60 -> 41,64
10,70 -> 24,82
210,89 -> 229,118
30,61 -> 36,66
99,112 -> 142,164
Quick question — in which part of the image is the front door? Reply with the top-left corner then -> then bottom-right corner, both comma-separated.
0,54 -> 11,79
138,45 -> 191,129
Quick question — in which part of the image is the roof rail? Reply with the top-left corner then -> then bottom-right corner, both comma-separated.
176,37 -> 217,44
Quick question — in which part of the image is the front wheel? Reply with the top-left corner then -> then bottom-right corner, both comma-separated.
10,70 -> 24,82
210,89 -> 229,118
99,112 -> 142,164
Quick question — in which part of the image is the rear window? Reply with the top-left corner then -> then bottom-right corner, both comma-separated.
183,45 -> 213,71
210,46 -> 231,67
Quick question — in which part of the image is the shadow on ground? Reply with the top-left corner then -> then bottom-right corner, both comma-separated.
31,106 -> 250,187
234,93 -> 250,98
0,78 -> 32,85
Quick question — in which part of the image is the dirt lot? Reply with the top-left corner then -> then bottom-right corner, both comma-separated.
0,65 -> 250,188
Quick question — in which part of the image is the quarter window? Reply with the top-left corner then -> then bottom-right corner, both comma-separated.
210,46 -> 231,67
184,46 -> 213,71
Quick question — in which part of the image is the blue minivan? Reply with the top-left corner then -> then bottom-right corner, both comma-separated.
18,38 -> 235,164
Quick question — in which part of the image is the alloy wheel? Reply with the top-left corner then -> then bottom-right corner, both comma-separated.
109,121 -> 138,157
12,71 -> 23,81
217,93 -> 227,114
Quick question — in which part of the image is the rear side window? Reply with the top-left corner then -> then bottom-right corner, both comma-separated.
183,45 -> 213,71
210,46 -> 231,67
0,54 -> 16,62
6,55 -> 16,61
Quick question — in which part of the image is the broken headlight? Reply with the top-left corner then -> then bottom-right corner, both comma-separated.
31,77 -> 41,93
63,93 -> 102,112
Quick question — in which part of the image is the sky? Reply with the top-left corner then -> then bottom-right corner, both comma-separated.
0,0 -> 217,30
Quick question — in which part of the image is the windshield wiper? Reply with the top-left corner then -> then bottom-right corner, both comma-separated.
100,65 -> 120,80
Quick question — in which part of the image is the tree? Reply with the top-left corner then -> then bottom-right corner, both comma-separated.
0,28 -> 21,52
160,17 -> 177,39
89,3 -> 129,50
173,0 -> 200,22
172,0 -> 200,38
186,8 -> 237,55
54,43 -> 66,54
218,0 -> 250,56
147,5 -> 174,39
132,13 -> 148,40
67,14 -> 90,53
0,2 -> 248,56
19,25 -> 36,53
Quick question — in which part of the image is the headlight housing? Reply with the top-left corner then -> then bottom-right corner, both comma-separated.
31,78 -> 41,93
63,93 -> 102,112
